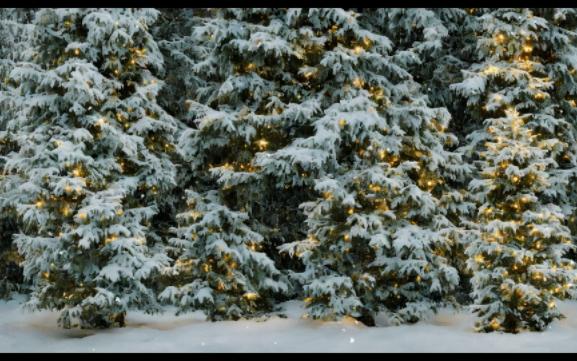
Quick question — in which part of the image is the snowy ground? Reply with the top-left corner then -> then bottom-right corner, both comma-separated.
2,296 -> 577,352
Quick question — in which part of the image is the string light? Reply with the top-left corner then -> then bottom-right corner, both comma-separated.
243,292 -> 259,301
105,235 -> 118,245
255,139 -> 269,151
495,33 -> 507,44
352,78 -> 364,88
72,166 -> 83,177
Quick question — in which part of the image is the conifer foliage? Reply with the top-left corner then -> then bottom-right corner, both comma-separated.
1,8 -> 577,333
2,8 -> 176,328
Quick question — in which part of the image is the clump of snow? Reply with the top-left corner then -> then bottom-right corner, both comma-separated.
2,297 -> 577,352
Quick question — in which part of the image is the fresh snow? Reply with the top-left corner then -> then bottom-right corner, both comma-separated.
2,296 -> 577,352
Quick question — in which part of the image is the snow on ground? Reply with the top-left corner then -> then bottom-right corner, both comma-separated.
2,295 -> 577,352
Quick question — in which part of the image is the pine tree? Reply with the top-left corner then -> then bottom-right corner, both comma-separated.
364,7 -> 478,304
275,8 -> 470,325
452,8 -> 577,332
158,8 -> 332,318
0,8 -> 35,298
2,8 -> 176,328
159,189 -> 287,320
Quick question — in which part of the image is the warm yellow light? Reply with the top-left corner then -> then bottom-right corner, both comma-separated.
483,65 -> 500,75
344,233 -> 351,242
490,318 -> 500,330
105,235 -> 118,245
74,48 -> 80,56
61,205 -> 71,216
523,44 -> 533,53
116,209 -> 124,216
353,46 -> 363,55
72,167 -> 82,177
243,292 -> 259,301
96,118 -> 106,127
352,78 -> 364,88
35,200 -> 45,209
255,139 -> 269,151
78,212 -> 87,221
347,207 -> 354,215
338,119 -> 347,128
474,254 -> 485,263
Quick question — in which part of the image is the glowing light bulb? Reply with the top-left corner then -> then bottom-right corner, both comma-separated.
105,235 -> 118,245
78,212 -> 87,221
496,33 -> 506,44
61,205 -> 71,216
352,78 -> 364,88
35,200 -> 45,209
243,292 -> 259,301
338,119 -> 347,128
490,319 -> 500,330
255,139 -> 269,151
484,65 -> 500,75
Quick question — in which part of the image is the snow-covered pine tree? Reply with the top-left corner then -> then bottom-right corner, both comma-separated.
364,7 -> 478,303
2,8 -> 177,328
275,8 -> 470,325
0,8 -> 35,299
159,189 -> 287,320
452,8 -> 577,332
173,9 -> 325,274
158,8 -> 328,318
528,9 -> 577,249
